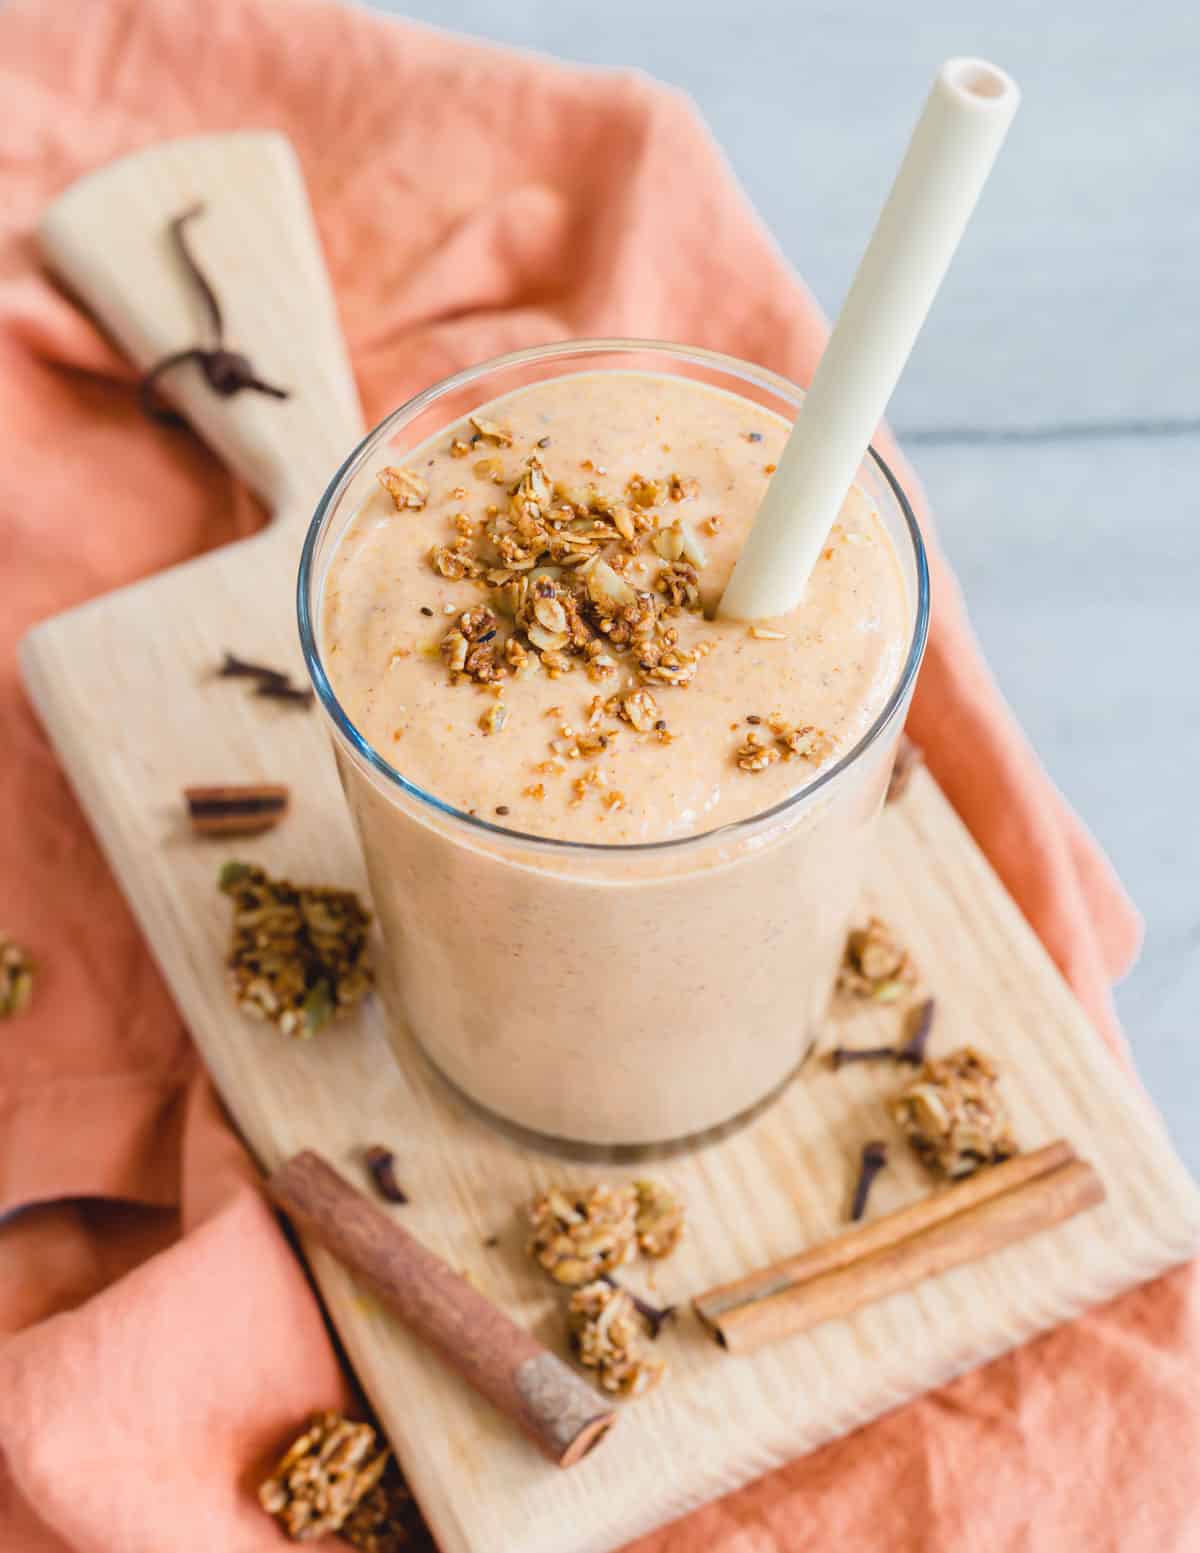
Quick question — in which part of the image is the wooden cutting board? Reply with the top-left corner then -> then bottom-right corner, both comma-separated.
22,134 -> 1200,1553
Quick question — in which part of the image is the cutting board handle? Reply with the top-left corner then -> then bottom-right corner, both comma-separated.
39,132 -> 365,516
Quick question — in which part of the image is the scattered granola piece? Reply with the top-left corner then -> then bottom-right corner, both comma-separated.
749,625 -> 787,641
655,560 -> 701,610
633,1179 -> 685,1258
0,934 -> 35,1019
620,689 -> 659,732
527,1183 -> 638,1285
625,474 -> 661,509
258,1412 -> 390,1542
767,716 -> 833,764
478,703 -> 507,735
837,916 -> 917,1003
341,1456 -> 424,1553
429,544 -> 474,581
567,1281 -> 666,1397
469,414 -> 512,447
735,732 -> 781,772
377,466 -> 428,512
651,522 -> 685,562
218,862 -> 372,1037
472,456 -> 506,483
522,782 -> 546,800
448,438 -> 471,459
890,1047 -> 1017,1179
668,472 -> 699,502
639,643 -> 700,687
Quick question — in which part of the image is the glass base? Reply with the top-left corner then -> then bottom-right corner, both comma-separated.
408,1034 -> 820,1163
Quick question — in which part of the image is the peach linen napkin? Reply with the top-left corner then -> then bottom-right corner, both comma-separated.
2,0 -> 1196,1549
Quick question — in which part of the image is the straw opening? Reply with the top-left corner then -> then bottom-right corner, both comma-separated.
944,60 -> 1012,103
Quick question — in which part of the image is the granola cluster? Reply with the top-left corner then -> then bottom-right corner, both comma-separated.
735,713 -> 833,773
219,862 -> 373,1036
380,417 -> 834,813
837,915 -> 918,1003
567,1281 -> 666,1397
526,1178 -> 684,1397
258,1412 -> 390,1543
633,1178 -> 686,1258
0,933 -> 34,1019
341,1458 -> 428,1553
890,1046 -> 1017,1179
527,1183 -> 639,1285
526,1178 -> 687,1285
393,425 -> 720,708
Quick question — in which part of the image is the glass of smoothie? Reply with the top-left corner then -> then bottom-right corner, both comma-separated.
299,341 -> 928,1155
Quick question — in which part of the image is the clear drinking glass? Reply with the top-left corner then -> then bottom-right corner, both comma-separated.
299,341 -> 929,1157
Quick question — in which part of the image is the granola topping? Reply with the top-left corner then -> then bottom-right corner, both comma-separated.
567,1281 -> 666,1397
890,1046 -> 1017,1179
527,1183 -> 638,1285
469,414 -> 513,447
258,1411 -> 390,1542
620,689 -> 660,732
324,376 -> 912,841
735,732 -> 781,772
837,915 -> 917,1002
219,862 -> 372,1036
377,466 -> 429,512
734,712 -> 831,773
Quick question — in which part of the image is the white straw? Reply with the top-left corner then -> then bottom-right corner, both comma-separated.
718,58 -> 1020,621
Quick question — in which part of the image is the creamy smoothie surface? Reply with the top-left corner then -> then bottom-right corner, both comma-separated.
321,372 -> 910,844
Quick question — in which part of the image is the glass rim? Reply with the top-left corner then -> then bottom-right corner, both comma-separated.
297,337 -> 930,857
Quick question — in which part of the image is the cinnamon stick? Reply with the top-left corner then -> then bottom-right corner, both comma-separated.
184,784 -> 289,835
267,1151 -> 616,1466
694,1141 -> 1104,1353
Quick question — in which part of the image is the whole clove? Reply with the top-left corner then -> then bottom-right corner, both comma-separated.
828,1043 -> 900,1070
217,652 -> 313,709
829,997 -> 936,1070
600,1275 -> 677,1339
218,651 -> 292,687
184,783 -> 289,835
364,1146 -> 408,1205
140,205 -> 290,423
896,998 -> 936,1065
849,1140 -> 888,1221
253,680 -> 315,707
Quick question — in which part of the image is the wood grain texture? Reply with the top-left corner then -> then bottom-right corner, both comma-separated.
20,135 -> 1200,1553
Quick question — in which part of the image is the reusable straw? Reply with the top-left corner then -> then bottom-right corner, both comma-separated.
718,58 -> 1019,620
